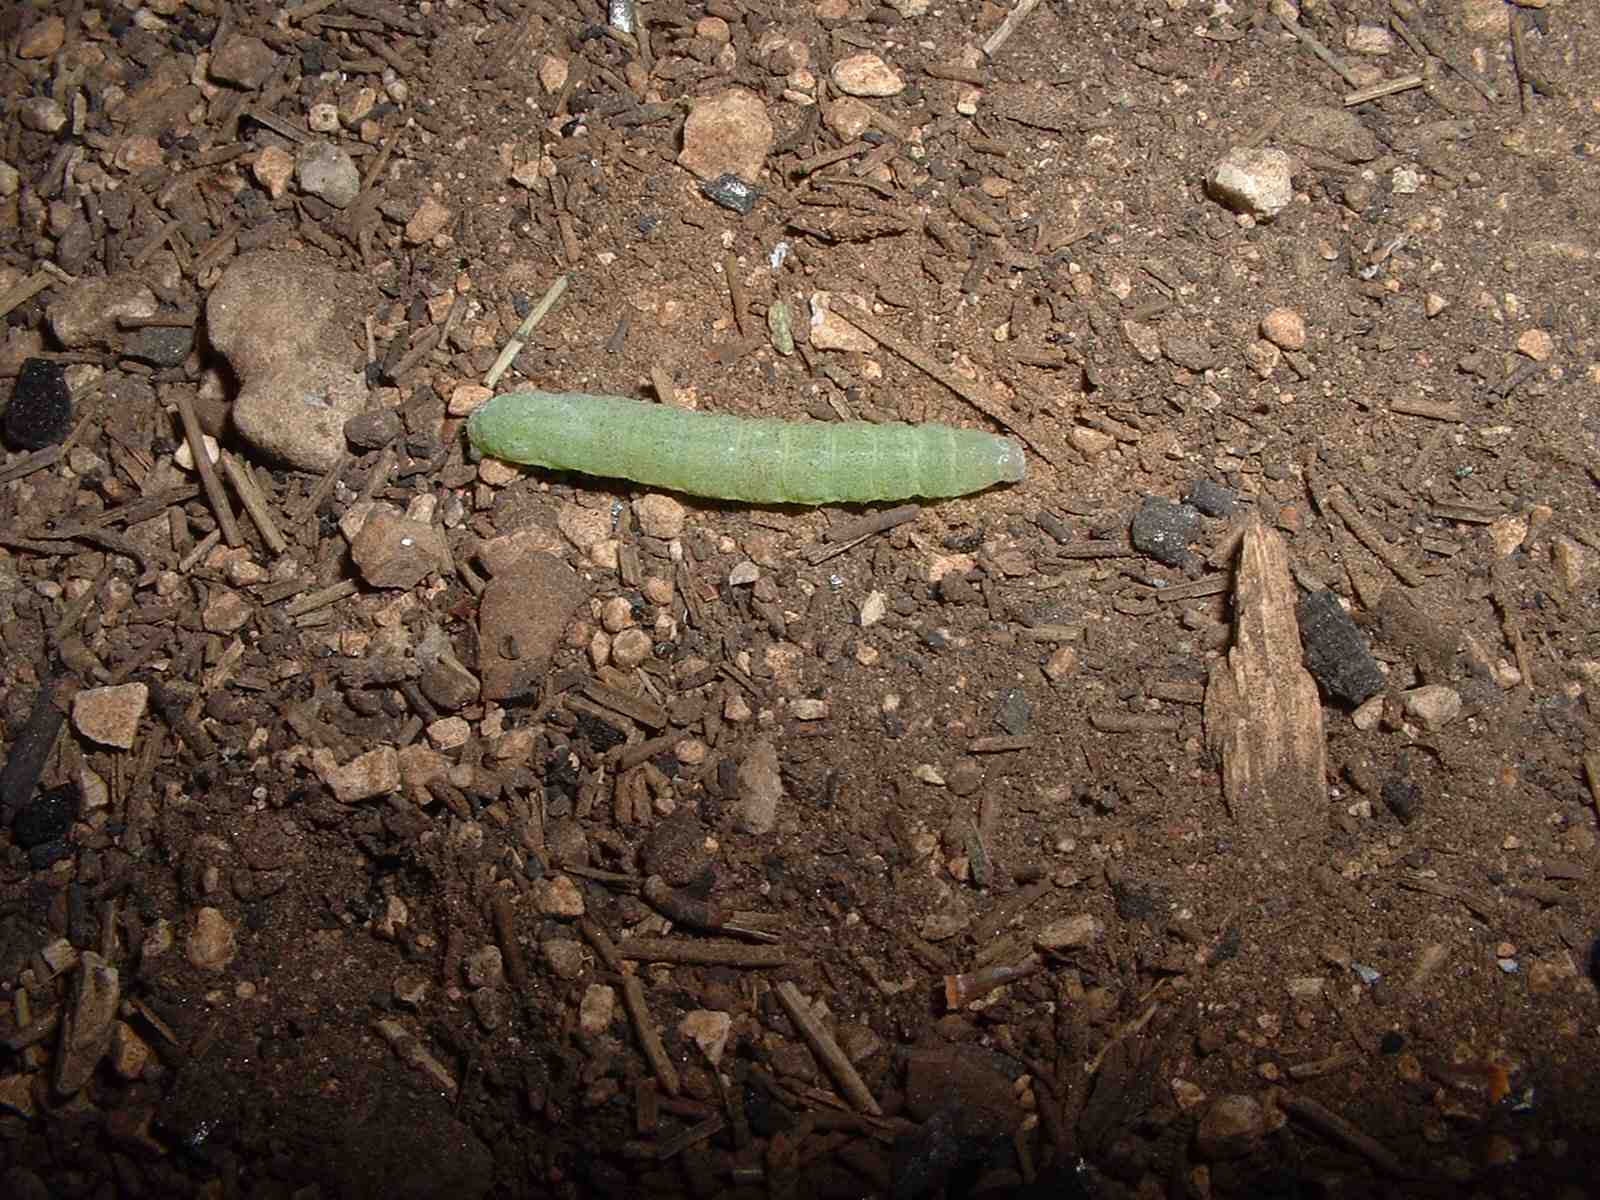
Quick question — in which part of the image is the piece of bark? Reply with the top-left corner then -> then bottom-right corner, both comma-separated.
1204,517 -> 1327,843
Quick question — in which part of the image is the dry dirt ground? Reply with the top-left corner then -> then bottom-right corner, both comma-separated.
2,0 -> 1599,1197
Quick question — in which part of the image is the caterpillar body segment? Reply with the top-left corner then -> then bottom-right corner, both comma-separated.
467,390 -> 1025,505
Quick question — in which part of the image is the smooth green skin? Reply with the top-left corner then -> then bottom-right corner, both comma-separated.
467,391 -> 1026,505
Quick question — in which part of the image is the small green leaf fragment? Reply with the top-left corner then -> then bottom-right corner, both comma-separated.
767,300 -> 795,357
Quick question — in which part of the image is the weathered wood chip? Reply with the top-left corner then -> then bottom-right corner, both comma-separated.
1203,517 -> 1327,844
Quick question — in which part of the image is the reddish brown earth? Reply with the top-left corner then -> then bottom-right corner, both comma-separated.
2,2 -> 1598,1198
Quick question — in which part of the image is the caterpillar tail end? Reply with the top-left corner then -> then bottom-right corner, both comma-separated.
998,436 -> 1027,484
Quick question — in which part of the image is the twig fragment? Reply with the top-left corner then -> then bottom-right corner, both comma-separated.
281,580 -> 358,618
0,269 -> 55,322
982,0 -> 1043,59
944,955 -> 1043,1008
1273,2 -> 1363,88
1345,74 -> 1423,106
579,917 -> 628,973
1278,1090 -> 1407,1176
219,452 -> 289,555
773,981 -> 882,1116
373,1018 -> 458,1098
616,937 -> 789,968
721,252 -> 749,338
621,973 -> 681,1097
1509,10 -> 1557,104
827,305 -> 1062,467
1582,752 -> 1600,817
172,391 -> 242,548
1313,479 -> 1426,588
489,892 -> 531,996
1389,2 -> 1497,103
483,274 -> 568,390
1388,397 -> 1464,422
292,451 -> 351,524
805,504 -> 919,565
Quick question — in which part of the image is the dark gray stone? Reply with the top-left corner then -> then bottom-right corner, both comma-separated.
1298,589 -> 1385,705
1130,496 -> 1200,567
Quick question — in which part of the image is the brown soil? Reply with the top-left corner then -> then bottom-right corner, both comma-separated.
2,1 -> 1599,1198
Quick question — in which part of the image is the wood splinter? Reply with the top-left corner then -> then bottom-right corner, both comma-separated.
773,981 -> 883,1116
621,974 -> 681,1097
944,955 -> 1043,1008
1203,516 -> 1328,844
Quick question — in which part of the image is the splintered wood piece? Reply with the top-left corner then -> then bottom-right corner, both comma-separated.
621,974 -> 681,1097
1204,516 -> 1327,843
773,981 -> 882,1116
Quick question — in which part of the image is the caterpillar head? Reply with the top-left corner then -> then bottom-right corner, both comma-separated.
996,436 -> 1027,483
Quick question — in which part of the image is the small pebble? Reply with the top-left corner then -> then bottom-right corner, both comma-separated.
1069,426 -> 1115,457
18,15 -> 66,58
701,173 -> 760,215
1130,496 -> 1201,568
680,1010 -> 733,1064
1043,646 -> 1079,681
678,87 -> 773,183
405,195 -> 453,243
1208,146 -> 1294,218
543,939 -> 586,980
610,628 -> 653,669
536,874 -> 586,918
1401,684 -> 1461,731
71,683 -> 149,749
295,142 -> 361,209
210,34 -> 278,88
1259,307 -> 1307,351
634,494 -> 686,539
1516,329 -> 1554,361
946,757 -> 983,796
1345,23 -> 1393,54
831,52 -> 905,97
734,740 -> 783,834
306,102 -> 341,134
579,983 -> 615,1034
1194,1095 -> 1267,1161
186,907 -> 239,971
600,596 -> 635,633
538,55 -> 568,94
312,745 -> 400,802
18,97 -> 68,134
789,698 -> 829,721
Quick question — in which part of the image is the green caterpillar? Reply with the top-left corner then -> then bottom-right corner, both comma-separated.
467,390 -> 1026,505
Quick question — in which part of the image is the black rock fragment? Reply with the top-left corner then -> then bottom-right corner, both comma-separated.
344,407 -> 403,449
700,172 -> 760,214
127,324 -> 194,367
1183,477 -> 1238,517
4,358 -> 72,450
14,784 -> 78,849
993,688 -> 1032,736
0,674 -> 67,826
1297,590 -> 1386,705
1129,496 -> 1200,567
1381,770 -> 1422,824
